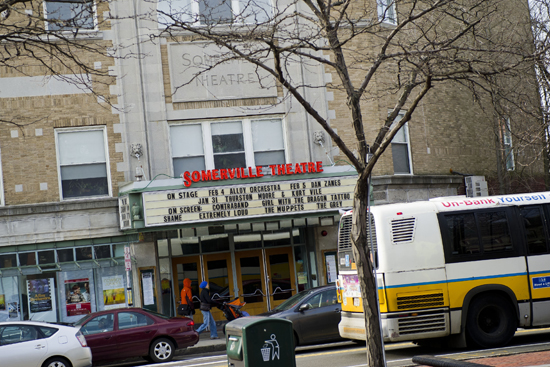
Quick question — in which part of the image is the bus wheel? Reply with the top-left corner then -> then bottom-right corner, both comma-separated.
466,294 -> 517,348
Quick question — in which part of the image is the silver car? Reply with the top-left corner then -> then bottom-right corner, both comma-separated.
0,321 -> 92,367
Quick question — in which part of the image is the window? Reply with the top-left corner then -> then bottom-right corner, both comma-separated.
377,0 -> 396,24
0,325 -> 39,345
502,117 -> 515,171
390,112 -> 412,174
157,0 -> 272,27
521,206 -> 549,255
306,289 -> 338,310
44,0 -> 96,31
439,209 -> 517,263
56,128 -> 110,200
81,314 -> 114,335
170,118 -> 285,177
118,312 -> 154,330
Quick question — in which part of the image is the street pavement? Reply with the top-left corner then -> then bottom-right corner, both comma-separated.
184,322 -> 550,367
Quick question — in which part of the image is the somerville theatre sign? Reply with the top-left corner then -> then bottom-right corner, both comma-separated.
139,162 -> 356,227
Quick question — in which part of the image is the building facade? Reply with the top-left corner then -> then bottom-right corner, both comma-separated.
0,0 -> 542,323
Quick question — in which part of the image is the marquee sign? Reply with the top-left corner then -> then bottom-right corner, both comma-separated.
142,175 -> 356,227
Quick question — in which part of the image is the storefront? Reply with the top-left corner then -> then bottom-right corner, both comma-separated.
0,236 -> 135,323
119,163 -> 357,322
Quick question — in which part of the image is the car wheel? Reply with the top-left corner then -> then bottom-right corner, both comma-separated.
466,293 -> 517,348
42,357 -> 71,367
293,332 -> 299,349
149,338 -> 175,363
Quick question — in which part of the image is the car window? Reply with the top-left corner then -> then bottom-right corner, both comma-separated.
37,326 -> 58,338
305,289 -> 337,310
80,314 -> 114,335
118,312 -> 154,330
0,325 -> 39,345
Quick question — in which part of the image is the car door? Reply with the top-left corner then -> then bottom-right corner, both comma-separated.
0,324 -> 48,367
292,288 -> 341,344
80,313 -> 118,362
115,311 -> 156,359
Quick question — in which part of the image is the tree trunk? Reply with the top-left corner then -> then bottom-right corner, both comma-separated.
351,171 -> 385,366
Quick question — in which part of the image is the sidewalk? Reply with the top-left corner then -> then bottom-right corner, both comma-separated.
414,350 -> 550,367
183,321 -> 550,367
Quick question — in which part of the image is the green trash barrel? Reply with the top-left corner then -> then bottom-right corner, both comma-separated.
226,316 -> 296,367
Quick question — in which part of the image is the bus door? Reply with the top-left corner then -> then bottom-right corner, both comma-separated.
519,205 -> 550,326
172,256 -> 202,321
265,247 -> 296,310
235,250 -> 268,315
202,252 -> 234,321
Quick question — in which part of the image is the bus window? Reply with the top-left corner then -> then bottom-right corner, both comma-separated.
446,213 -> 480,255
520,206 -> 548,255
478,211 -> 512,253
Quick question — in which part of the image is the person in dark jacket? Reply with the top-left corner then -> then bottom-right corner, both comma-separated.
196,281 -> 219,339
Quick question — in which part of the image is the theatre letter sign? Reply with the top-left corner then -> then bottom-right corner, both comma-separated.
168,42 -> 277,103
142,175 -> 356,227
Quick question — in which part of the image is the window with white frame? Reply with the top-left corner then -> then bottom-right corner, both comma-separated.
44,0 -> 96,31
377,0 -> 396,25
170,118 -> 285,176
157,0 -> 272,27
502,117 -> 515,171
390,112 -> 412,174
56,128 -> 111,199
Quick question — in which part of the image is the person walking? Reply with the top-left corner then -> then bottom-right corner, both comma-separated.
178,278 -> 195,320
196,281 -> 219,339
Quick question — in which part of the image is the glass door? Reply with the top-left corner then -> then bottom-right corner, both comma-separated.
172,256 -> 202,322
203,252 -> 234,321
265,247 -> 296,310
235,250 -> 267,315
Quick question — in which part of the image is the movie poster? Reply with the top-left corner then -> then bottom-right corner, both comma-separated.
65,278 -> 91,316
0,294 -> 5,311
102,275 -> 126,309
27,279 -> 52,313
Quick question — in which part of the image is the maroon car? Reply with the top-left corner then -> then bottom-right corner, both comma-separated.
74,307 -> 198,363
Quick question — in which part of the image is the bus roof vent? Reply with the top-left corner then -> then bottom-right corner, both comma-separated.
391,217 -> 416,244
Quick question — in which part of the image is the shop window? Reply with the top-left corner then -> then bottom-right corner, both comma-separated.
94,245 -> 111,259
18,252 -> 37,266
201,234 -> 230,253
75,247 -> 93,261
44,0 -> 96,31
234,234 -> 262,250
264,231 -> 290,247
157,0 -> 272,27
38,251 -> 56,265
56,128 -> 111,200
390,112 -> 412,174
377,0 -> 396,24
170,118 -> 285,177
57,248 -> 75,262
0,254 -> 17,268
171,236 -> 199,256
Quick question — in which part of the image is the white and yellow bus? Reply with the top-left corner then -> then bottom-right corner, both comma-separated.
336,191 -> 550,348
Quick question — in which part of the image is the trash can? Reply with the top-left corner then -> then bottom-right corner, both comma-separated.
226,316 -> 296,367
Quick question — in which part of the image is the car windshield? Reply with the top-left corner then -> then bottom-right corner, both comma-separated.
272,289 -> 316,312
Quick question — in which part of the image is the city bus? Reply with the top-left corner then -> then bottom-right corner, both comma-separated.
336,191 -> 550,348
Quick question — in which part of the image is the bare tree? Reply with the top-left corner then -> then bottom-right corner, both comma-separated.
153,0 -> 545,364
531,0 -> 550,188
0,0 -> 117,127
